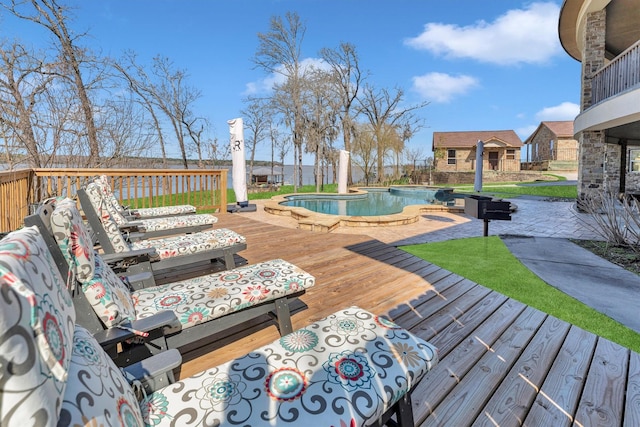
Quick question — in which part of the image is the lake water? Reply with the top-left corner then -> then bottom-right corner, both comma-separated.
0,162 -> 365,194
229,164 -> 365,188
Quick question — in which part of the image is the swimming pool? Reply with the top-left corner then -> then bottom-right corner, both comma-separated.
280,186 -> 466,216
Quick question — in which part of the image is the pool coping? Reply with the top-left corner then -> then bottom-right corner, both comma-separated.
262,187 -> 465,232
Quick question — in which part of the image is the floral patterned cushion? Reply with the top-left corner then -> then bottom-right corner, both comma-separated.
86,180 -> 130,226
50,197 -> 95,283
95,175 -> 128,221
50,199 -> 137,327
58,326 -> 145,426
83,181 -> 134,252
133,213 -> 218,233
82,256 -> 137,327
0,227 -> 76,426
132,259 -> 315,331
140,306 -> 438,426
134,205 -> 197,218
130,228 -> 246,260
94,175 -> 201,220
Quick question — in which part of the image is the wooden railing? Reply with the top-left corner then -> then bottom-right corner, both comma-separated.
0,169 -> 32,235
592,40 -> 640,104
0,168 -> 228,234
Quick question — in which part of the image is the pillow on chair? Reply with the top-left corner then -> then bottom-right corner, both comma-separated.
58,325 -> 145,426
50,197 -> 95,283
0,227 -> 76,426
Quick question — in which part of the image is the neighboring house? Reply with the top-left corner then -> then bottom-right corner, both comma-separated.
249,166 -> 284,185
559,0 -> 640,198
522,121 -> 579,171
432,130 -> 522,172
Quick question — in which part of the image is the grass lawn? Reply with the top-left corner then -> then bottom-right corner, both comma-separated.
400,236 -> 640,353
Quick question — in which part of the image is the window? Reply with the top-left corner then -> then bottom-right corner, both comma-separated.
447,149 -> 456,165
506,149 -> 515,160
629,149 -> 640,172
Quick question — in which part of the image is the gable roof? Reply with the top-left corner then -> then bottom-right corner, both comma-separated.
523,121 -> 575,144
250,166 -> 283,176
432,130 -> 523,151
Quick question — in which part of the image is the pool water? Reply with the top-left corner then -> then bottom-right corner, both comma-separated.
280,187 -> 466,216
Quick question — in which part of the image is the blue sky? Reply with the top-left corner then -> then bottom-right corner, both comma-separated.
0,0 -> 581,163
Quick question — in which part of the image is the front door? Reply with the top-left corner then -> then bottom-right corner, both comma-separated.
488,152 -> 499,170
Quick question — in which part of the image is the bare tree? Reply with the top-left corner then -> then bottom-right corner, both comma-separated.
320,42 -> 365,185
182,116 -> 209,168
301,68 -> 339,192
96,96 -> 155,167
2,0 -> 101,165
0,40 -> 54,167
351,122 -> 377,185
273,130 -> 291,185
404,146 -> 425,182
357,85 -> 427,183
241,96 -> 270,182
150,55 -> 203,168
254,11 -> 306,190
113,51 -> 170,166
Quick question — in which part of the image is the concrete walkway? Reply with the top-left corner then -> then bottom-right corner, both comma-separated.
501,236 -> 640,334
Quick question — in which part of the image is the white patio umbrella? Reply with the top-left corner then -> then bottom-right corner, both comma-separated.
228,118 -> 248,207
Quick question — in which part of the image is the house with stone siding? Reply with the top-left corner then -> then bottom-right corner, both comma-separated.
559,0 -> 640,198
522,121 -> 578,172
432,130 -> 522,172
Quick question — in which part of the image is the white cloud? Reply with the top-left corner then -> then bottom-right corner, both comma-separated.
412,72 -> 479,103
535,101 -> 580,121
244,57 -> 328,95
404,2 -> 562,65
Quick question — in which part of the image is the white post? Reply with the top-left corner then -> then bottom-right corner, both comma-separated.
338,150 -> 350,194
474,140 -> 484,192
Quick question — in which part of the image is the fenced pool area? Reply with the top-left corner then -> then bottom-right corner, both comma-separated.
264,186 -> 467,232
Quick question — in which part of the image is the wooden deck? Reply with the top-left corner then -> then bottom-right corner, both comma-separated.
176,213 -> 640,427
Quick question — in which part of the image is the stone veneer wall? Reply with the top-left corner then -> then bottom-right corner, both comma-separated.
577,9 -> 608,199
530,126 -> 555,160
626,171 -> 640,191
416,171 -> 554,185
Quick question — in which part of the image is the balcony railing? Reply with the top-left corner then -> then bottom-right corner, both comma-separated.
592,40 -> 640,105
0,168 -> 228,234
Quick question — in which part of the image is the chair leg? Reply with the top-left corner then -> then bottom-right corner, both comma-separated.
274,298 -> 293,336
373,391 -> 415,427
394,392 -> 415,427
223,250 -> 236,269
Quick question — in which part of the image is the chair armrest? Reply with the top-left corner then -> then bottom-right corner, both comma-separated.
123,231 -> 147,242
121,348 -> 182,392
101,248 -> 154,263
123,220 -> 144,228
120,271 -> 157,290
93,311 -> 180,350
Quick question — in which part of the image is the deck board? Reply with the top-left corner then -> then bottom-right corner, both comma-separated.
175,213 -> 639,426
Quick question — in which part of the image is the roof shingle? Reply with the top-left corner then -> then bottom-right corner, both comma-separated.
432,130 -> 523,150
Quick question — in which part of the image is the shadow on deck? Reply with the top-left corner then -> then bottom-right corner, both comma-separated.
172,213 -> 640,426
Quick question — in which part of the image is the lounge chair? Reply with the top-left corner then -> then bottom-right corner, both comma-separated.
50,196 -> 246,272
0,227 -> 439,426
94,174 -> 199,219
79,179 -> 217,240
0,226 -> 182,425
24,200 -> 315,360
